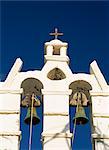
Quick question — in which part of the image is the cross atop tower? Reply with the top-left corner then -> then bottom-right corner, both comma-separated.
49,28 -> 63,39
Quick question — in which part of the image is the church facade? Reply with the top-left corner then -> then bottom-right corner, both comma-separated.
0,29 -> 109,150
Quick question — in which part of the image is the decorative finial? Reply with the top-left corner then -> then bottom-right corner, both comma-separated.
49,28 -> 63,39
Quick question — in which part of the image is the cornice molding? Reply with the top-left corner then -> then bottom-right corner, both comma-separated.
0,88 -> 23,94
42,89 -> 72,95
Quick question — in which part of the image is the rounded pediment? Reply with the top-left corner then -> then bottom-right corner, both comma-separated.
45,39 -> 67,47
47,68 -> 66,80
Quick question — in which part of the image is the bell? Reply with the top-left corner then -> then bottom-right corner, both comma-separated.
24,107 -> 40,125
73,104 -> 89,125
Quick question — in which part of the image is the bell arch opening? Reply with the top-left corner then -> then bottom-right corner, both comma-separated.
69,80 -> 92,104
47,68 -> 66,80
21,78 -> 43,97
69,80 -> 92,149
20,78 -> 43,149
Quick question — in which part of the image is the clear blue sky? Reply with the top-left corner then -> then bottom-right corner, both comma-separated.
1,1 -> 109,150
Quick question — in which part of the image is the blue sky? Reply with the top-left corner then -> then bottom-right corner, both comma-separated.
1,1 -> 109,150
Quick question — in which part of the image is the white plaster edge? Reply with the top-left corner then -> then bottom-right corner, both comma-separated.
0,110 -> 20,114
90,91 -> 109,96
44,55 -> 69,63
42,132 -> 73,138
0,88 -> 23,94
4,58 -> 23,88
92,133 -> 109,139
44,112 -> 69,116
45,40 -> 68,47
42,89 -> 72,95
0,131 -> 21,136
90,61 -> 107,90
93,113 -> 109,118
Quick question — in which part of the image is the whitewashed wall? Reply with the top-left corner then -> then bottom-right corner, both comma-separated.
0,39 -> 109,150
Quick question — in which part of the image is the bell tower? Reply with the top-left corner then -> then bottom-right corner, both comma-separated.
0,28 -> 109,150
41,28 -> 73,149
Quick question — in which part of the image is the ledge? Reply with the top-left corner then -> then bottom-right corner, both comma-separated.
42,89 -> 72,95
42,132 -> 73,138
44,112 -> 69,116
0,131 -> 21,136
0,88 -> 23,94
90,91 -> 109,96
93,113 -> 109,118
44,55 -> 69,64
0,110 -> 20,114
92,133 -> 109,139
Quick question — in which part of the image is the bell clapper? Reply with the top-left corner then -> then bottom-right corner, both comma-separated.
73,91 -> 89,125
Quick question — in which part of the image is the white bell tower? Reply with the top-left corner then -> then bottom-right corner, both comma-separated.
41,28 -> 73,149
0,28 -> 109,150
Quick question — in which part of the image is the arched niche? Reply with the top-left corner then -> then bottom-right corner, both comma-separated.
47,68 -> 66,80
20,78 -> 43,126
21,78 -> 43,98
69,80 -> 93,149
69,80 -> 92,105
20,78 -> 43,149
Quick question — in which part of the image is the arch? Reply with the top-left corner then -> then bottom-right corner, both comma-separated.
69,80 -> 92,103
20,78 -> 43,149
21,78 -> 43,97
47,68 -> 66,80
69,80 -> 93,149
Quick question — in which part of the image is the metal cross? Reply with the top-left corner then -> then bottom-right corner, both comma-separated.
49,28 -> 63,39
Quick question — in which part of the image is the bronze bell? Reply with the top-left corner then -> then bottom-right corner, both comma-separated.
24,107 -> 40,125
73,104 -> 89,125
